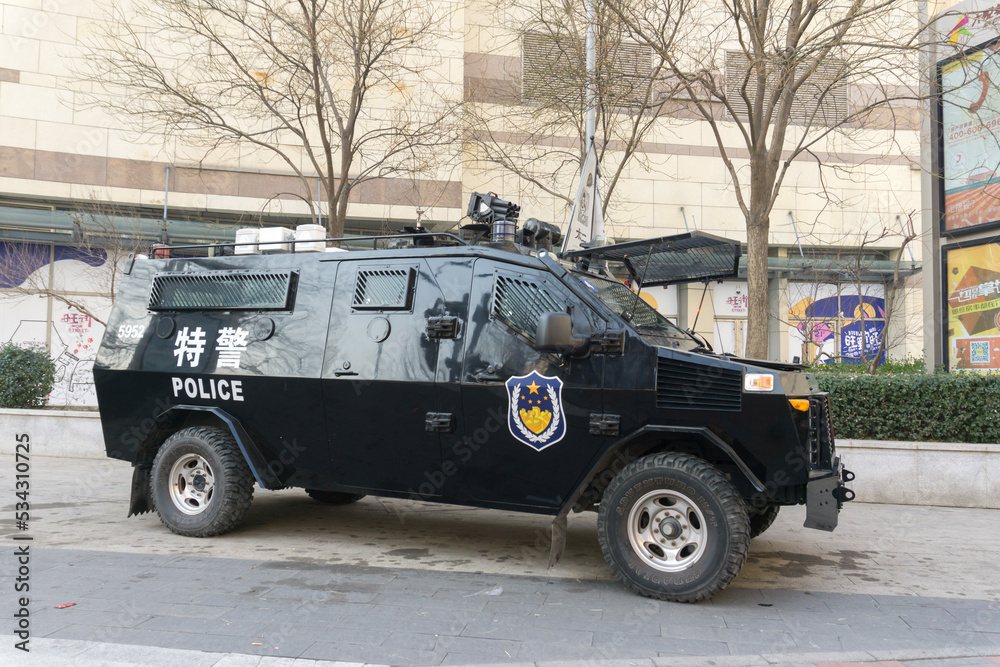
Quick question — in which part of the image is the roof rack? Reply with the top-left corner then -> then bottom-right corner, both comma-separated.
152,231 -> 469,254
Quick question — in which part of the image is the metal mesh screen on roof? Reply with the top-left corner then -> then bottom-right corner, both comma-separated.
566,232 -> 741,286
149,271 -> 295,311
353,267 -> 415,310
724,50 -> 848,126
493,274 -> 565,340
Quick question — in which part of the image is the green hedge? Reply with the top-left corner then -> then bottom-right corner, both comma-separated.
0,343 -> 55,409
817,372 -> 1000,443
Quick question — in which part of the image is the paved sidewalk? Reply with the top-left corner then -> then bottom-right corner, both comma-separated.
1,455 -> 999,665
9,456 -> 1000,599
1,548 -> 999,665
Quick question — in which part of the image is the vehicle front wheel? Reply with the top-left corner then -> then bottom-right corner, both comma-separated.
597,452 -> 750,603
305,489 -> 365,505
150,427 -> 255,537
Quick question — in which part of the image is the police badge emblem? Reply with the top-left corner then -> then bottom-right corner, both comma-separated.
505,371 -> 566,451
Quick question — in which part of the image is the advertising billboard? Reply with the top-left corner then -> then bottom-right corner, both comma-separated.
940,39 -> 1000,234
945,237 -> 1000,369
787,283 -> 886,366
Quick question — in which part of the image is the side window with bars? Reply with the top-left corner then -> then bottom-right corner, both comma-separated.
353,266 -> 416,310
491,273 -> 566,342
149,271 -> 296,311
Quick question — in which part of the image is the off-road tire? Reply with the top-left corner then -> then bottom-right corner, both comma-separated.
597,452 -> 750,603
150,427 -> 255,537
305,489 -> 365,505
749,504 -> 780,539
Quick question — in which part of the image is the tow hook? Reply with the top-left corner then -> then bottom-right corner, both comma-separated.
834,468 -> 856,505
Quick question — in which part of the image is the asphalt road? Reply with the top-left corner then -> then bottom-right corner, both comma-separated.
0,455 -> 998,666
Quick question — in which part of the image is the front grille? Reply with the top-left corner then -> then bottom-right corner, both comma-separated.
656,357 -> 742,411
149,271 -> 296,311
808,395 -> 835,468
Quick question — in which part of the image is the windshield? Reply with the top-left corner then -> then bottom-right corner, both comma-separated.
572,272 -> 700,350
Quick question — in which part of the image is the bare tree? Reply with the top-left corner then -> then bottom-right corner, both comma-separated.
839,216 -> 920,374
0,202 -> 149,327
79,0 -> 461,237
603,0 -> 951,358
464,0 -> 681,232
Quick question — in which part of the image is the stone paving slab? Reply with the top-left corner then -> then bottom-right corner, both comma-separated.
2,637 -> 1000,667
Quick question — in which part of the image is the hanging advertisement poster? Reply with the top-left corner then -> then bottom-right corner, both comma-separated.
940,38 -> 1000,234
713,281 -> 749,317
945,238 -> 1000,369
840,319 -> 886,365
786,283 -> 886,365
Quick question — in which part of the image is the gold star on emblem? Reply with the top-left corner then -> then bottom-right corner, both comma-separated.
527,381 -> 541,394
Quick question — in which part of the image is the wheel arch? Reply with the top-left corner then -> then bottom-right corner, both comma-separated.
126,406 -> 281,517
562,426 -> 765,518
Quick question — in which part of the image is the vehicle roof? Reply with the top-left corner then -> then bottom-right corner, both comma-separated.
137,241 -> 553,273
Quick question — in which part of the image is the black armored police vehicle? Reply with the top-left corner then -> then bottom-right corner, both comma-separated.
94,206 -> 853,603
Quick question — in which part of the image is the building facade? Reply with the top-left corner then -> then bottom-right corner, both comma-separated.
924,0 -> 1000,372
0,0 -> 924,405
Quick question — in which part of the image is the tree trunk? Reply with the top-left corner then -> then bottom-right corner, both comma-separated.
744,211 -> 770,360
330,186 -> 349,239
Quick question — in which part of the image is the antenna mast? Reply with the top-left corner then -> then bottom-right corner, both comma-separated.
561,0 -> 606,254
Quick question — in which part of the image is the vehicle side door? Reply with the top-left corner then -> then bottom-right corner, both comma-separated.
321,258 -> 444,494
451,258 -> 607,511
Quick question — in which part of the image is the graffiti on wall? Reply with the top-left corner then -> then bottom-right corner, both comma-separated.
0,242 -> 111,406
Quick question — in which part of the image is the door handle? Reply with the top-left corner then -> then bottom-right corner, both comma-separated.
472,365 -> 502,383
333,371 -> 358,377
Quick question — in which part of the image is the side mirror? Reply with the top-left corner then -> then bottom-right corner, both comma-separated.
535,313 -> 589,355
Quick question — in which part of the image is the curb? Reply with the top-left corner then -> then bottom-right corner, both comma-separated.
3,637 -> 999,667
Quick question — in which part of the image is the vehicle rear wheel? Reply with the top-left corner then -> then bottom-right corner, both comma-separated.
749,504 -> 780,539
597,452 -> 750,603
150,427 -> 255,537
305,489 -> 365,505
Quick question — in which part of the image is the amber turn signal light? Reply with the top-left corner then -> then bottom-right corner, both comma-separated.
789,399 -> 810,412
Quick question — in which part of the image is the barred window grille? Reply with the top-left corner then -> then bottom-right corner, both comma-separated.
579,274 -> 663,327
148,271 -> 295,311
492,274 -> 565,341
353,267 -> 415,310
521,32 -> 652,107
724,51 -> 848,125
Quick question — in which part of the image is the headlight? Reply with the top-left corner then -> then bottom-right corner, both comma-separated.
744,373 -> 774,392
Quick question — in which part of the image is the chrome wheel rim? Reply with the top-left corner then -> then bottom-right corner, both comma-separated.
627,489 -> 707,572
168,453 -> 216,515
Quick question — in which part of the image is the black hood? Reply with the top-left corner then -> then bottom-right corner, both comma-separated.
721,356 -> 807,372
